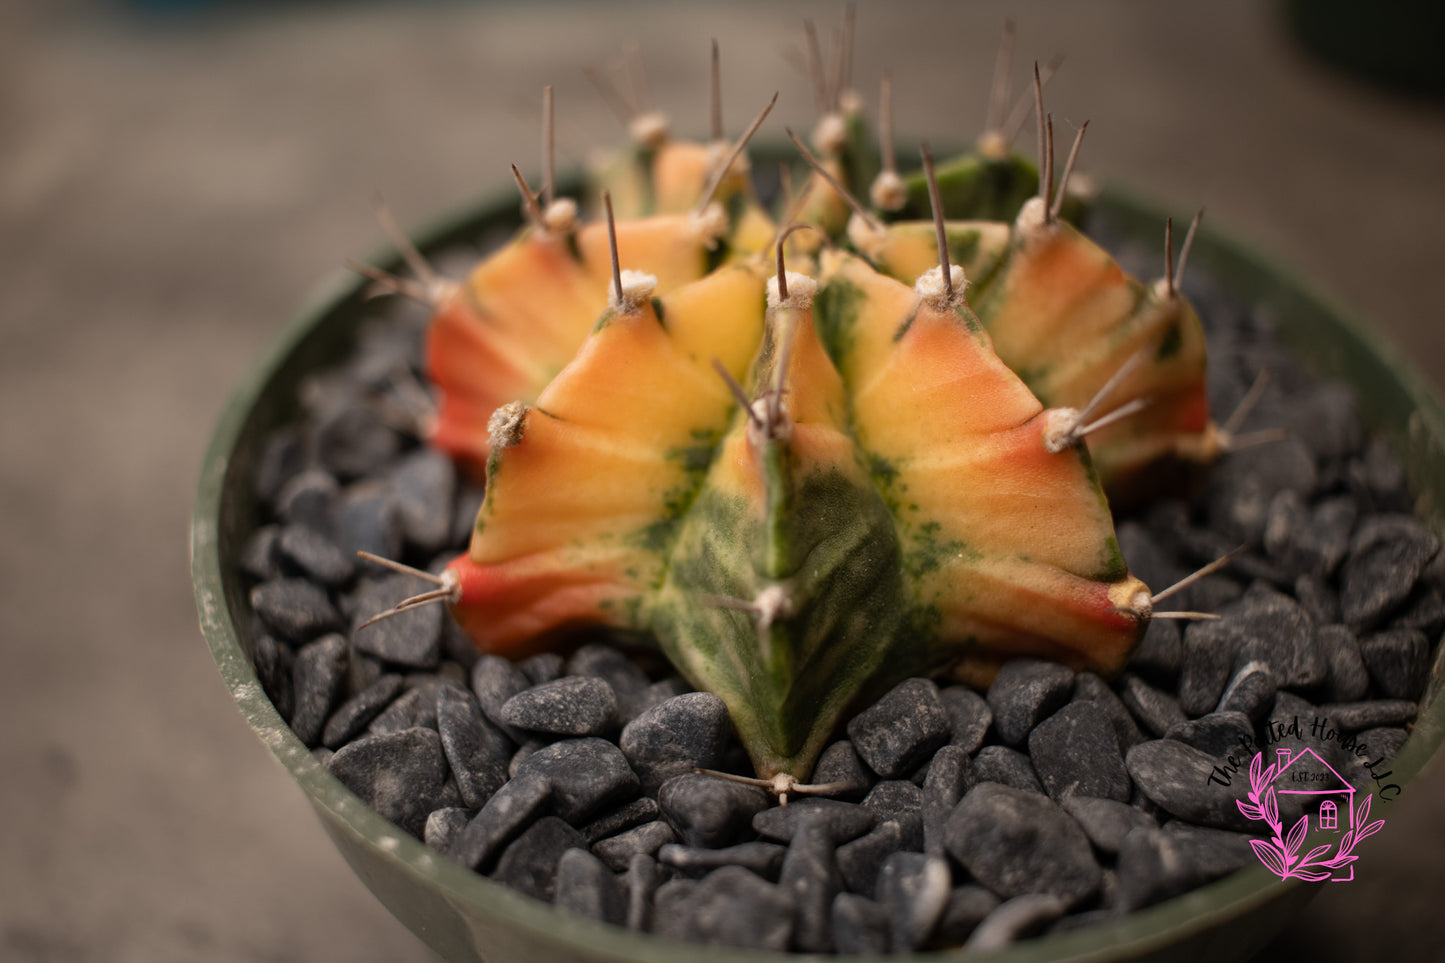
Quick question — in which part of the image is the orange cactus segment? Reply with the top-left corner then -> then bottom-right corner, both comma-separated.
445,551 -> 643,656
456,266 -> 769,649
574,215 -> 713,294
857,220 -> 1012,292
935,557 -> 1147,677
976,219 -> 1144,384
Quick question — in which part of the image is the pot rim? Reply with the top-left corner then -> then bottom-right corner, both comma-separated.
191,179 -> 1445,963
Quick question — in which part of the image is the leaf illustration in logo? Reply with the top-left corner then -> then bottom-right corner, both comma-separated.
1250,838 -> 1288,878
1294,868 -> 1334,882
1262,786 -> 1279,828
1237,800 -> 1263,821
1301,843 -> 1332,865
1285,815 -> 1308,860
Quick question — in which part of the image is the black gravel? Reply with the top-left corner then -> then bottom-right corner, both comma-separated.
232,220 -> 1443,955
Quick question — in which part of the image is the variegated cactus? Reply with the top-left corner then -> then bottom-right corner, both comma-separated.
357,25 -> 1225,785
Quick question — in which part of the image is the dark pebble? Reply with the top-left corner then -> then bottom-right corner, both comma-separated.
255,424 -> 308,506
252,633 -> 294,722
658,842 -> 787,880
619,691 -> 731,794
240,524 -> 284,582
811,741 -> 873,799
1161,822 -> 1257,879
1206,436 -> 1316,544
932,885 -> 1001,947
491,816 -> 587,902
1358,727 -> 1410,760
836,820 -> 903,898
1060,795 -> 1158,855
251,578 -> 343,645
1264,491 -> 1355,579
435,683 -> 512,809
963,894 -> 1067,952
972,746 -> 1043,794
520,652 -> 565,685
921,745 -> 971,857
877,852 -> 951,952
450,483 -> 486,551
779,814 -> 844,952
314,404 -> 403,480
290,633 -> 349,746
1115,827 -> 1211,911
754,798 -> 875,845
945,783 -> 1100,905
940,685 -> 993,754
1282,382 -> 1363,462
448,772 -> 552,871
658,773 -> 770,849
275,468 -> 338,536
1125,740 -> 1253,830
845,678 -> 951,778
390,447 -> 456,555
1178,620 -> 1239,717
1216,660 -> 1276,724
986,659 -> 1076,746
861,781 -> 923,853
1028,701 -> 1131,802
652,866 -> 795,951
624,854 -> 661,933
1129,618 -> 1183,686
470,654 -> 531,739
593,820 -> 676,872
500,676 -> 619,737
349,574 -> 443,669
514,738 -> 639,824
277,523 -> 354,587
1230,582 -> 1326,689
327,726 -> 457,838
1295,572 -> 1341,624
579,796 -> 661,845
1073,673 -> 1145,749
366,685 -> 426,736
1118,674 -> 1187,738
322,673 -> 404,749
335,481 -> 403,563
567,643 -> 654,721
1340,514 -> 1440,628
555,847 -> 626,926
1320,624 -> 1370,702
831,893 -> 890,955
1358,628 -> 1430,700
1164,710 -> 1255,758
1319,700 -> 1418,731
423,807 -> 470,854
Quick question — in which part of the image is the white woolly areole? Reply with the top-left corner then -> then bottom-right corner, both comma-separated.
1016,196 -> 1049,234
706,139 -> 750,175
688,201 -> 729,249
754,583 -> 795,628
1041,406 -> 1082,454
845,211 -> 887,257
839,89 -> 864,116
977,130 -> 1009,161
542,197 -> 578,234
747,396 -> 792,446
1150,276 -> 1176,301
914,265 -> 967,306
610,269 -> 658,313
628,111 -> 670,149
869,169 -> 908,212
767,272 -> 817,310
488,400 -> 529,449
811,112 -> 849,157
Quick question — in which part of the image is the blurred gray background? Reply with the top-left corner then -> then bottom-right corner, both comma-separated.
3,1 -> 1444,960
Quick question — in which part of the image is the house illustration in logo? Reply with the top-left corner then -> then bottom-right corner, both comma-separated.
1272,746 -> 1357,881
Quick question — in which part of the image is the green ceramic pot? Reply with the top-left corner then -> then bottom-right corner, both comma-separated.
191,183 -> 1445,963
